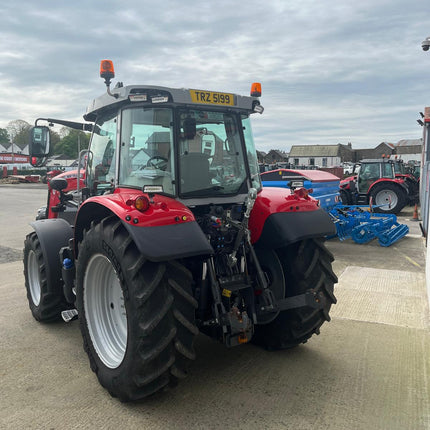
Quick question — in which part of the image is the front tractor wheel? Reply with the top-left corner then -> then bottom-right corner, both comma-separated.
76,217 -> 198,402
253,238 -> 337,350
370,183 -> 406,214
339,189 -> 352,205
23,232 -> 69,322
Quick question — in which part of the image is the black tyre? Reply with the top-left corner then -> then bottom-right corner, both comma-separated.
76,216 -> 198,402
23,232 -> 68,322
370,183 -> 407,214
253,238 -> 337,350
339,189 -> 352,205
404,177 -> 419,204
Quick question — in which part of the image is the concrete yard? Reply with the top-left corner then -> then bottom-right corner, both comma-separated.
0,183 -> 429,430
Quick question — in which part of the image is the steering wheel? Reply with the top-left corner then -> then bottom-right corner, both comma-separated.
146,155 -> 168,170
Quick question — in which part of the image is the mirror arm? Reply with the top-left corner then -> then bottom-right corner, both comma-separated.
35,118 -> 93,132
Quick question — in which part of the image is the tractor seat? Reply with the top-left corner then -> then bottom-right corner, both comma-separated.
179,152 -> 211,194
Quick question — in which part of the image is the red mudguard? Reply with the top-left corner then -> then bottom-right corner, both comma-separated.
249,187 -> 335,248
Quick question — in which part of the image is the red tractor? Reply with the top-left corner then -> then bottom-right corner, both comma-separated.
41,168 -> 63,184
393,158 -> 420,202
339,158 -> 410,214
23,61 -> 337,401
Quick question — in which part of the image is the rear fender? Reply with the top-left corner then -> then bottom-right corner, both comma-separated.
30,218 -> 74,289
74,191 -> 213,262
368,179 -> 408,194
249,187 -> 335,248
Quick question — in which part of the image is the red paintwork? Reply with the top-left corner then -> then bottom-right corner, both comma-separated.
46,169 -> 63,180
81,188 -> 196,227
340,175 -> 406,193
249,187 -> 319,243
367,177 -> 405,194
50,169 -> 86,192
340,175 -> 356,189
395,173 -> 417,182
45,171 -> 319,240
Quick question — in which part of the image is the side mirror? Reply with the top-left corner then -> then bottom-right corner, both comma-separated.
50,177 -> 68,192
29,126 -> 50,158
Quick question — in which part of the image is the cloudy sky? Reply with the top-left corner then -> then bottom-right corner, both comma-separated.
0,0 -> 429,152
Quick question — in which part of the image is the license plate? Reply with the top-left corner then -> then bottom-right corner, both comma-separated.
190,90 -> 235,106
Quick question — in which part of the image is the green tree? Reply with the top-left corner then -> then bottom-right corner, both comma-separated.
0,128 -> 9,144
54,128 -> 90,158
6,119 -> 31,148
50,129 -> 61,153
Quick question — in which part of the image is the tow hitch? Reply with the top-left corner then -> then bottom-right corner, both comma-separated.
260,290 -> 326,312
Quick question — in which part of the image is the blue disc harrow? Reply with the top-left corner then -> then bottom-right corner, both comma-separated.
329,205 -> 409,247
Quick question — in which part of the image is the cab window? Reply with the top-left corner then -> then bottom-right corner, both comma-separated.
87,113 -> 117,194
119,108 -> 175,195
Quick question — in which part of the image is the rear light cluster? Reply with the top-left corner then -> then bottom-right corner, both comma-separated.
134,196 -> 150,212
126,196 -> 150,212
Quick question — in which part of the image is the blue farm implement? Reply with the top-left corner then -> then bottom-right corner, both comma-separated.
329,205 -> 409,247
260,169 -> 340,211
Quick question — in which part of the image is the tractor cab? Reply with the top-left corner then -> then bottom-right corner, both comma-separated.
30,67 -> 263,210
85,105 -> 261,200
394,159 -> 407,175
356,159 -> 396,193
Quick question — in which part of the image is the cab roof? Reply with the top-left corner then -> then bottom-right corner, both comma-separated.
84,84 -> 261,122
360,159 -> 395,164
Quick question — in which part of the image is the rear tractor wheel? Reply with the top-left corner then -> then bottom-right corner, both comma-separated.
253,238 -> 337,350
370,183 -> 406,214
76,216 -> 198,401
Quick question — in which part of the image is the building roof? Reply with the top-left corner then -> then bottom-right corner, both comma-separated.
379,142 -> 396,149
396,138 -> 422,147
146,131 -> 171,143
289,144 -> 345,157
1,142 -> 28,151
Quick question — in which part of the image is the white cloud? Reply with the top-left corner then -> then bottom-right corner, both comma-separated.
0,0 -> 428,153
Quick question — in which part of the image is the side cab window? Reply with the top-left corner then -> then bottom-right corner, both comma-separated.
87,113 -> 118,195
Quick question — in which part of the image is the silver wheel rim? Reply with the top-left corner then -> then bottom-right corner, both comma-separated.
375,189 -> 398,210
27,250 -> 41,306
84,254 -> 127,369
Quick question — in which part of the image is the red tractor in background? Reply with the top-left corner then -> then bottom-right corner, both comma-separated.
339,158 -> 413,214
393,158 -> 420,200
35,168 -> 85,220
41,168 -> 63,184
23,61 -> 337,401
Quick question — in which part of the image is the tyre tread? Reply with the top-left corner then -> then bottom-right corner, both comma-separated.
76,216 -> 196,401
253,238 -> 337,350
23,232 -> 69,322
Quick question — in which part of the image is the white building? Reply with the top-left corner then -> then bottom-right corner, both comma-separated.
288,144 -> 353,167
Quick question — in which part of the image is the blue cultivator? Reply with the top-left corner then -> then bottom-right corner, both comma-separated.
329,205 -> 409,247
